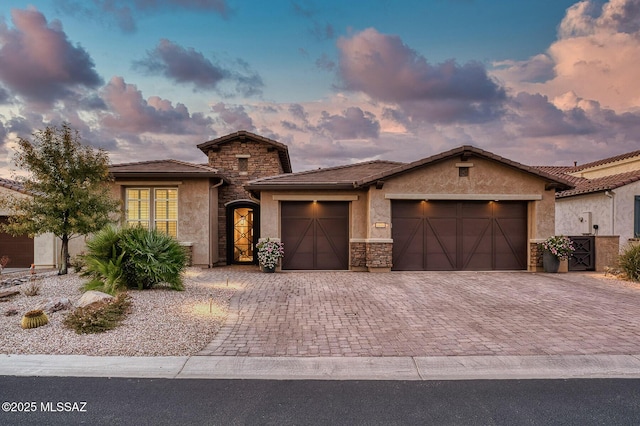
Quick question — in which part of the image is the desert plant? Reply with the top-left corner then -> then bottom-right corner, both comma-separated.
63,293 -> 130,334
21,309 -> 49,329
118,226 -> 186,290
21,281 -> 41,296
618,243 -> 640,282
82,226 -> 185,293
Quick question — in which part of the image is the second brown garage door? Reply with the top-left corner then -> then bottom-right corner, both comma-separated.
0,216 -> 34,268
392,200 -> 527,271
281,201 -> 349,270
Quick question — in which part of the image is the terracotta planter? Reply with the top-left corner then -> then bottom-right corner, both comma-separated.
543,251 -> 560,273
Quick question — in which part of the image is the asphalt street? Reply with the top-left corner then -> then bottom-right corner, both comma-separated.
1,376 -> 640,425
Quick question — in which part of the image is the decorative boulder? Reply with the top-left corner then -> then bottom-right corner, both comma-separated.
76,291 -> 114,308
35,298 -> 72,314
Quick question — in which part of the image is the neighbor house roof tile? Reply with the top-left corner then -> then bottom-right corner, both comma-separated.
554,170 -> 640,198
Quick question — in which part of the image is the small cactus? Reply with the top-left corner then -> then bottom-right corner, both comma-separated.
21,309 -> 49,329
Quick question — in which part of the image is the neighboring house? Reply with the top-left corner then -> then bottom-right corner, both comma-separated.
4,130 -> 577,272
538,149 -> 640,251
0,177 -> 57,268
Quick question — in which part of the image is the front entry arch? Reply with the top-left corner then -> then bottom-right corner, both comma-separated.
226,201 -> 260,265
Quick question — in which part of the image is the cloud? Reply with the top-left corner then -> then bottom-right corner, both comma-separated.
134,39 -> 263,97
316,107 -> 380,139
0,8 -> 103,108
211,102 -> 256,132
336,28 -> 506,123
100,76 -> 213,134
55,0 -> 230,33
495,0 -> 640,112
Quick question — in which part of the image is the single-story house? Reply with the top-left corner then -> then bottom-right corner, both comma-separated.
4,130 -> 579,272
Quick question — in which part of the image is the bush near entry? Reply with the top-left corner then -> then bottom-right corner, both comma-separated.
82,226 -> 186,295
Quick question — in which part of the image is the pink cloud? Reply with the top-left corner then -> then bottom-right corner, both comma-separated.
100,76 -> 212,134
0,8 -> 102,107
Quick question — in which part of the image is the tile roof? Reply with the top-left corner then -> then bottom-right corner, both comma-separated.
570,149 -> 640,172
0,177 -> 28,194
533,148 -> 640,198
109,159 -> 223,179
247,146 -> 575,191
246,160 -> 402,190
355,145 -> 574,189
554,170 -> 640,198
197,130 -> 293,173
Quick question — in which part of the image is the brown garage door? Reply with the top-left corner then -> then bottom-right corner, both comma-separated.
281,201 -> 349,270
0,216 -> 34,268
392,201 -> 527,271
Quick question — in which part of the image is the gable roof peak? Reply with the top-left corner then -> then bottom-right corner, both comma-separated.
197,130 -> 292,173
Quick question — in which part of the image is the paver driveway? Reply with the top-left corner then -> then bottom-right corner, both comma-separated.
199,269 -> 640,357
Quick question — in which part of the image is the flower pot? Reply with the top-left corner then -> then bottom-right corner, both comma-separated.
543,251 -> 560,273
261,265 -> 275,273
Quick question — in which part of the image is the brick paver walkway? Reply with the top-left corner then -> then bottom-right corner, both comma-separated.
198,269 -> 640,357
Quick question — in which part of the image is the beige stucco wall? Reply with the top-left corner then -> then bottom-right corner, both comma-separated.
113,179 -> 213,267
259,190 -> 367,241
368,156 -> 556,242
556,181 -> 640,251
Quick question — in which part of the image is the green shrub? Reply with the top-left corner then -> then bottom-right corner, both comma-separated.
63,293 -> 130,334
82,226 -> 186,294
118,226 -> 186,290
618,243 -> 640,282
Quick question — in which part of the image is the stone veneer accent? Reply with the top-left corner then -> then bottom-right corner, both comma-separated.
530,241 -> 544,271
350,242 -> 366,270
205,140 -> 285,264
366,242 -> 393,271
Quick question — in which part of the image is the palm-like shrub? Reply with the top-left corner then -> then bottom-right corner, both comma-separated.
82,226 -> 186,294
619,243 -> 640,282
119,226 -> 186,290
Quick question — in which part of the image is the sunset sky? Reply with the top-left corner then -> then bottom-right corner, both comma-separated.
0,0 -> 639,176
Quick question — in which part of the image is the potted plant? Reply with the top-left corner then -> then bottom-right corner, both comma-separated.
539,236 -> 575,273
256,238 -> 284,272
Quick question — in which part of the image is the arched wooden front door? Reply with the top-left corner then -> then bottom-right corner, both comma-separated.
226,202 -> 260,264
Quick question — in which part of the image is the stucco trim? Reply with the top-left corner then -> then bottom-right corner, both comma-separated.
385,193 -> 543,201
273,194 -> 359,201
115,181 -> 183,186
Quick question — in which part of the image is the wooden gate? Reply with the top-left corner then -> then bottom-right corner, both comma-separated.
568,235 -> 595,271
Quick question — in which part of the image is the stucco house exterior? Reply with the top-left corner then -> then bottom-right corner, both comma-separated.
247,144 -> 572,272
539,149 -> 640,257
3,130 -> 577,272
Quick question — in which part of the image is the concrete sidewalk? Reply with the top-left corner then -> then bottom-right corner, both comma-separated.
2,354 -> 640,380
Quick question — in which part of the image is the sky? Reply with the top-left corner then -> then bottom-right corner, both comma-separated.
1,0 -> 639,177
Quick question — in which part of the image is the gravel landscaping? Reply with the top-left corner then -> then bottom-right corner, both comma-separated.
0,268 -> 236,356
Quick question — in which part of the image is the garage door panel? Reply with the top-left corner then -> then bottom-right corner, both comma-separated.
281,202 -> 349,270
392,201 -> 527,271
425,218 -> 456,270
0,216 -> 34,268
